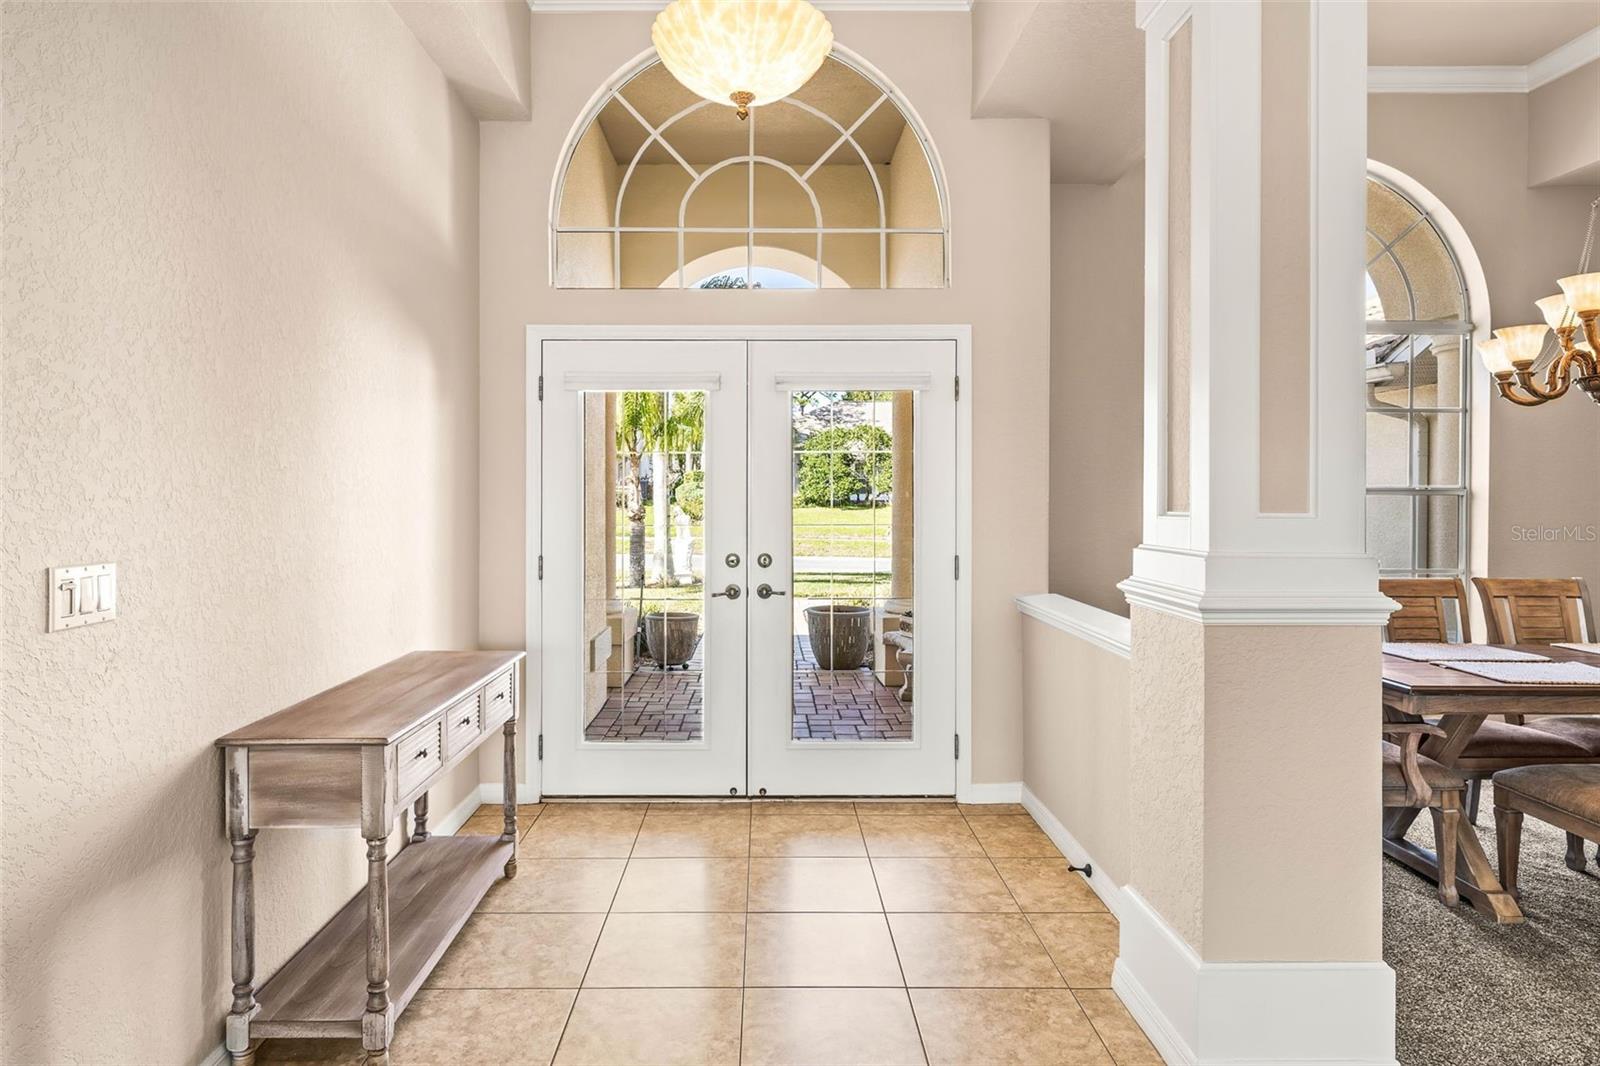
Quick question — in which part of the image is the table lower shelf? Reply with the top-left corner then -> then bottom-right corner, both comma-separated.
252,833 -> 513,1037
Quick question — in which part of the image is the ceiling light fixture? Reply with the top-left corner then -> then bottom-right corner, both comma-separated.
1482,195 -> 1600,407
651,0 -> 834,121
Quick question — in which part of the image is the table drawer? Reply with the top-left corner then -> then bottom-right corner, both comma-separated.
444,692 -> 482,760
396,716 -> 443,797
482,668 -> 515,728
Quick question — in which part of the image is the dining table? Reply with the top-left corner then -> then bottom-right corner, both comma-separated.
1381,642 -> 1600,924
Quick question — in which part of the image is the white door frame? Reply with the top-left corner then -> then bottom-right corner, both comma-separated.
524,324 -> 975,800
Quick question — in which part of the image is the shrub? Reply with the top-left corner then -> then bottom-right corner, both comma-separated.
795,425 -> 892,506
674,469 -> 705,520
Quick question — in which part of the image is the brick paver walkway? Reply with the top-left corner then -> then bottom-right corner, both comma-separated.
584,637 -> 912,742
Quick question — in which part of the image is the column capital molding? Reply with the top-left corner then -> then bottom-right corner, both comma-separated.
1121,545 -> 1400,626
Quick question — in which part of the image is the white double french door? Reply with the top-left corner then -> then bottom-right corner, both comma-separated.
540,337 -> 956,797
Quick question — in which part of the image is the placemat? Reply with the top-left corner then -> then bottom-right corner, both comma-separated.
1553,643 -> 1600,655
1442,660 -> 1600,685
1382,642 -> 1548,663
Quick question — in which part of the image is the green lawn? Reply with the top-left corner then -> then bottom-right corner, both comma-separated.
615,502 -> 892,560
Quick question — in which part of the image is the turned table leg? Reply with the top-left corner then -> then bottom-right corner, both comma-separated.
227,829 -> 258,1066
362,832 -> 393,1062
412,792 -> 430,842
502,717 -> 519,878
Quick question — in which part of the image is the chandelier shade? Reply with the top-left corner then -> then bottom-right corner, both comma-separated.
1493,324 -> 1550,370
651,0 -> 834,120
1557,272 -> 1600,314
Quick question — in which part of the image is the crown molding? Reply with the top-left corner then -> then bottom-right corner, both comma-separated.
529,0 -> 972,11
1369,26 -> 1600,94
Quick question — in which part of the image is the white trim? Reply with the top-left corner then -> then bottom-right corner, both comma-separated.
524,325 -> 974,801
197,1042 -> 229,1066
773,370 -> 933,391
1114,889 -> 1398,1065
531,0 -> 972,10
478,780 -> 542,806
1119,574 -> 1400,626
1019,784 -> 1127,919
1368,26 -> 1600,95
562,370 -> 721,391
962,780 -> 1022,804
1015,593 -> 1132,658
434,783 -> 492,836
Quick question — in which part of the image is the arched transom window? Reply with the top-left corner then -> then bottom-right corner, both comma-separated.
1364,174 -> 1471,577
551,49 -> 948,290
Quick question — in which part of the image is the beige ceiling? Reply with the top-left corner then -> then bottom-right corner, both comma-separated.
596,57 -> 908,167
1368,0 -> 1599,66
971,0 -> 1144,184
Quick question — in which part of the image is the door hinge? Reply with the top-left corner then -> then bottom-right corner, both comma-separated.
538,555 -> 544,580
537,734 -> 544,761
954,734 -> 960,760
953,555 -> 960,580
538,374 -> 544,401
954,374 -> 961,401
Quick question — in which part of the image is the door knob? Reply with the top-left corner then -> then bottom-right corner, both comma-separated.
756,584 -> 787,599
712,584 -> 742,600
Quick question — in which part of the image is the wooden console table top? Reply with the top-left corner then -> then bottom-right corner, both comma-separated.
216,650 -> 523,747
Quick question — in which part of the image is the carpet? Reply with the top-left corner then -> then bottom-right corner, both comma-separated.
1386,782 -> 1600,1066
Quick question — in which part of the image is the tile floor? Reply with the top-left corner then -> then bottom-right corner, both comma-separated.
584,638 -> 913,743
257,801 -> 1160,1066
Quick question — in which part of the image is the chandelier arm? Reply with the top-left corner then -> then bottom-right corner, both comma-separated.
1494,375 -> 1552,407
1512,366 -> 1570,402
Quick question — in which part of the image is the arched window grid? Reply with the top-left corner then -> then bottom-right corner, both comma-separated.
550,45 -> 950,290
1364,173 -> 1472,579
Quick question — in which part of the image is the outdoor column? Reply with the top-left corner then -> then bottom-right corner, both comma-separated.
1116,3 -> 1398,1063
889,391 -> 915,601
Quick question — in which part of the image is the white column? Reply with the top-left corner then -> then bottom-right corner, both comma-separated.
1116,3 -> 1399,1063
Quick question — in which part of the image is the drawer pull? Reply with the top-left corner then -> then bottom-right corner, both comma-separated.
413,748 -> 431,761
459,716 -> 473,727
492,692 -> 506,702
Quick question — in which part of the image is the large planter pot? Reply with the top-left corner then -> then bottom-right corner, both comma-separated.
643,611 -> 701,669
804,605 -> 873,670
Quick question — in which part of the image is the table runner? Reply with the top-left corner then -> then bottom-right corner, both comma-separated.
1553,642 -> 1600,655
1442,660 -> 1600,685
1382,642 -> 1548,663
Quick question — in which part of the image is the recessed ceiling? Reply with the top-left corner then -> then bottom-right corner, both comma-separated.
1368,0 -> 1599,66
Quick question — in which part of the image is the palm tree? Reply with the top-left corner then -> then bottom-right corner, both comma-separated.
615,391 -> 708,590
615,391 -> 662,589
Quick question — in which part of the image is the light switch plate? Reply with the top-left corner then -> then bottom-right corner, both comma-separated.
48,563 -> 117,632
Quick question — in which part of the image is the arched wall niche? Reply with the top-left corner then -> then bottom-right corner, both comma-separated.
550,44 -> 950,290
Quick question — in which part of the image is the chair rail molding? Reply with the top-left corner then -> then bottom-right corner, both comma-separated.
1114,890 -> 1398,1066
1015,593 -> 1132,657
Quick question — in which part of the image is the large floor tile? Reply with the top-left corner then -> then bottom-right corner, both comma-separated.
855,800 -> 958,816
741,988 -> 927,1066
910,988 -> 1113,1065
610,857 -> 748,911
1074,990 -> 1165,1064
477,858 -> 626,913
888,913 -> 1063,987
749,814 -> 866,857
966,815 -> 1063,858
745,912 -> 905,986
747,857 -> 883,912
424,913 -> 604,989
991,858 -> 1106,913
750,800 -> 859,816
859,815 -> 984,858
539,802 -> 650,819
583,912 -> 745,987
553,987 -> 742,1066
871,857 -> 1019,912
630,811 -> 750,857
1027,913 -> 1120,988
521,806 -> 645,858
456,803 -> 545,839
391,988 -> 574,1065
957,803 -> 1028,817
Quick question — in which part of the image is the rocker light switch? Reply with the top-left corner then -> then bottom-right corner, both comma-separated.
48,563 -> 117,632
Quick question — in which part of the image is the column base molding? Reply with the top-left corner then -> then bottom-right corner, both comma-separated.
1114,890 -> 1397,1065
1120,546 -> 1399,625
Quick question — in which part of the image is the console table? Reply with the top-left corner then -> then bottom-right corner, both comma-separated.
215,650 -> 525,1065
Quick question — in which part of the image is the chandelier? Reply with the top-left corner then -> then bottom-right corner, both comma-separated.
1480,195 -> 1600,407
651,0 -> 834,121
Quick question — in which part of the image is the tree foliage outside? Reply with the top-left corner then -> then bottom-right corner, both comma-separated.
795,425 -> 892,507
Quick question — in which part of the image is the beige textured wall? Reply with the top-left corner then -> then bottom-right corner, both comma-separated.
1019,617 -> 1130,886
1370,94 -> 1600,597
482,10 -> 1051,789
1049,168 -> 1143,615
1,4 -> 481,1062
1528,61 -> 1600,188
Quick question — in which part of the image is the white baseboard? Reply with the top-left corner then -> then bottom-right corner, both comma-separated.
198,1041 -> 230,1066
1115,889 -> 1397,1065
478,781 -> 541,805
961,780 -> 1022,804
432,782 -> 490,836
1019,784 -> 1127,918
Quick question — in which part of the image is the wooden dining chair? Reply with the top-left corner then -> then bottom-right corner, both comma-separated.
1379,577 -> 1594,824
1383,722 -> 1465,907
1474,577 -> 1600,774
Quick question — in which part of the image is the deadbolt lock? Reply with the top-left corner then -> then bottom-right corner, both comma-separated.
756,552 -> 773,568
725,552 -> 741,568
